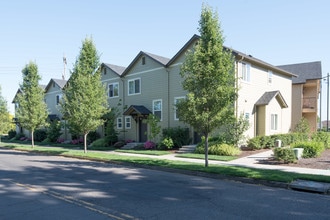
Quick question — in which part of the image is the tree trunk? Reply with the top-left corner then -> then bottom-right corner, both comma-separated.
31,130 -> 34,149
84,133 -> 88,153
204,133 -> 209,167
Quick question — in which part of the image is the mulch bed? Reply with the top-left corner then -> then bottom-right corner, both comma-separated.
240,147 -> 330,170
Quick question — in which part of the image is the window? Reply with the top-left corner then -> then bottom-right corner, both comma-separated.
109,83 -> 119,98
125,116 -> 131,129
103,68 -> 107,75
268,70 -> 273,84
174,97 -> 185,120
128,78 -> 141,95
271,114 -> 278,130
153,99 -> 162,120
242,62 -> 251,82
56,94 -> 62,105
142,56 -> 146,65
245,113 -> 250,120
117,117 -> 123,129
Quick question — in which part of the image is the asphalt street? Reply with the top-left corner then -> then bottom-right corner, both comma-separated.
1,148 -> 330,220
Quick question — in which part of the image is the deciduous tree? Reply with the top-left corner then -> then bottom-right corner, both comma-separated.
16,62 -> 48,148
0,86 -> 12,142
177,4 -> 237,167
61,37 -> 109,153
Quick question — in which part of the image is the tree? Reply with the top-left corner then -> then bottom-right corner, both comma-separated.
61,37 -> 109,153
0,86 -> 12,142
16,62 -> 48,148
176,4 -> 237,167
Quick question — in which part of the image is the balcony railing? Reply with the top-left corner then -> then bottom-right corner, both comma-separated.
303,97 -> 317,111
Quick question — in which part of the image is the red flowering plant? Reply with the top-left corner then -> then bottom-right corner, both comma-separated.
144,141 -> 156,150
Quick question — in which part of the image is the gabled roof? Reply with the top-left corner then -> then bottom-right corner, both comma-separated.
45,78 -> 67,92
102,63 -> 126,76
255,91 -> 288,108
167,34 -> 200,66
166,34 -> 296,78
277,61 -> 322,84
123,105 -> 152,116
121,51 -> 170,77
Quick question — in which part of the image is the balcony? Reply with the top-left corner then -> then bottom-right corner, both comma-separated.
302,97 -> 317,113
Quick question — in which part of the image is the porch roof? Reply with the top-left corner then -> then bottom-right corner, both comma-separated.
255,91 -> 288,108
123,105 -> 152,117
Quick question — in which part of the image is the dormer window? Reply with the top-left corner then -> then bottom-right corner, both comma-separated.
142,56 -> 146,65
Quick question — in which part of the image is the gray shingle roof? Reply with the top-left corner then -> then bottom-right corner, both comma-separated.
144,51 -> 170,65
103,63 -> 126,76
52,78 -> 67,89
255,91 -> 288,108
123,105 -> 152,116
277,61 -> 322,84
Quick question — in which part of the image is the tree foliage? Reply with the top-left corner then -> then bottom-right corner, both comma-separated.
0,86 -> 13,141
61,37 -> 109,153
176,4 -> 237,167
15,62 -> 48,148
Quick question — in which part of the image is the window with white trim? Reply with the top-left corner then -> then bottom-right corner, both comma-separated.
174,97 -> 185,120
109,82 -> 119,98
128,78 -> 141,95
56,94 -> 62,105
242,62 -> 251,82
153,99 -> 162,121
117,117 -> 123,129
271,114 -> 278,130
125,116 -> 131,129
268,70 -> 273,84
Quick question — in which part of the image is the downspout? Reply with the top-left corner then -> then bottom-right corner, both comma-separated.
121,77 -> 126,141
166,67 -> 170,128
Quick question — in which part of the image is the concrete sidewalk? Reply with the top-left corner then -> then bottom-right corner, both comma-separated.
112,149 -> 330,177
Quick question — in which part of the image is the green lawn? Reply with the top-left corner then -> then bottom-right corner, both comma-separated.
176,153 -> 237,161
1,143 -> 330,184
115,149 -> 171,156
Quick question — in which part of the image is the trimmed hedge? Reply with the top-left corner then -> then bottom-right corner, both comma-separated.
291,141 -> 325,158
195,142 -> 241,156
273,147 -> 297,164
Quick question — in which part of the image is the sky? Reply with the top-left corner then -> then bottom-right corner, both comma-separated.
1,0 -> 330,120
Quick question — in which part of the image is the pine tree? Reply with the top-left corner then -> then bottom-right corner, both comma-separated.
61,37 -> 109,153
16,62 -> 48,148
177,4 -> 237,167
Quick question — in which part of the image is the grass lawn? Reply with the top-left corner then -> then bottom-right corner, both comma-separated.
176,153 -> 237,161
1,143 -> 330,184
115,149 -> 171,156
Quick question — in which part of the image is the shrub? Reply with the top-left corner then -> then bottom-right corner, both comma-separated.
291,141 -> 325,158
159,137 -> 174,150
90,138 -> 109,148
34,129 -> 47,142
312,132 -> 330,149
15,133 -> 25,140
87,131 -> 100,144
273,147 -> 297,163
162,127 -> 190,148
113,141 -> 125,148
195,142 -> 240,156
247,137 -> 262,150
8,130 -> 16,139
47,120 -> 62,142
144,141 -> 156,149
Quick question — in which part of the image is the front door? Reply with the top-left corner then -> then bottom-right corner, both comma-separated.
139,120 -> 148,142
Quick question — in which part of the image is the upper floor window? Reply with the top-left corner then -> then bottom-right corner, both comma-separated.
117,117 -> 123,129
268,70 -> 273,84
242,62 -> 251,82
103,68 -> 107,75
142,56 -> 146,65
128,78 -> 141,95
109,82 -> 119,98
56,94 -> 62,105
153,99 -> 162,121
174,97 -> 185,120
271,114 -> 278,130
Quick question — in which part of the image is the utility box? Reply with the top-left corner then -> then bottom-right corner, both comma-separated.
275,139 -> 282,148
293,148 -> 304,159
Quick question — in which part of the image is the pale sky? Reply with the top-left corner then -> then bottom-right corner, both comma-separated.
1,0 -> 329,120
